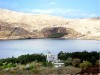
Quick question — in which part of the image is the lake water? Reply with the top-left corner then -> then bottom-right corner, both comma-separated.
0,39 -> 99,58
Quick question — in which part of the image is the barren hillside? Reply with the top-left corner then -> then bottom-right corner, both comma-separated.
0,9 -> 100,40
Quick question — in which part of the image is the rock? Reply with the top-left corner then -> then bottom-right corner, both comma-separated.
26,64 -> 30,69
42,27 -> 67,37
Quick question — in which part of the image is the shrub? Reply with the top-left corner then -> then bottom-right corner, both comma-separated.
79,61 -> 92,70
64,57 -> 72,66
7,63 -> 16,68
72,58 -> 80,67
42,62 -> 53,67
25,64 -> 36,70
1,62 -> 16,69
29,65 -> 36,70
1,66 -> 6,69
95,60 -> 100,66
1,62 -> 8,69
0,66 -> 2,70
34,62 -> 42,69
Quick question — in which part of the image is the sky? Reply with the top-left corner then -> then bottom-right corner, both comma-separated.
0,0 -> 100,18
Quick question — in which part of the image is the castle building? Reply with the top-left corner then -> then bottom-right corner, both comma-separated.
46,50 -> 64,67
47,50 -> 58,62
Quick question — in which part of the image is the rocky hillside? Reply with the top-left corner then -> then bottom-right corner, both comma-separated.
0,9 -> 100,40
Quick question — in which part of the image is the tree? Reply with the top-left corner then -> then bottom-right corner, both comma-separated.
64,57 -> 72,66
72,58 -> 80,67
79,61 -> 92,70
90,56 -> 96,66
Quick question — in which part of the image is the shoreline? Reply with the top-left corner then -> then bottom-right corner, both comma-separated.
0,37 -> 100,41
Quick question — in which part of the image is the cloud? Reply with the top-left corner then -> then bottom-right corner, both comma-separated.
20,8 -> 100,18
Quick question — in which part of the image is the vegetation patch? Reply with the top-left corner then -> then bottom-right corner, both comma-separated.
0,51 -> 99,74
48,33 -> 65,38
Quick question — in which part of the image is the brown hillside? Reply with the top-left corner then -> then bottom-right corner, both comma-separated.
0,9 -> 100,40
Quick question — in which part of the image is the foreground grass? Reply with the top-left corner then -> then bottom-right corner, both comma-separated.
0,66 -> 81,75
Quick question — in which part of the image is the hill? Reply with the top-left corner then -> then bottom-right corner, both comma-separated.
0,9 -> 100,40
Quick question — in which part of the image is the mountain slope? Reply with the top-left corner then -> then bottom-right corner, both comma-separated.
0,9 -> 100,40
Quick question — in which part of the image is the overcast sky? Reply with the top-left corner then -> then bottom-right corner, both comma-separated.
0,0 -> 100,18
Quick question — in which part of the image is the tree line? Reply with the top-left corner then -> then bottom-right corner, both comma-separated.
58,51 -> 99,65
0,53 -> 46,66
0,51 -> 99,66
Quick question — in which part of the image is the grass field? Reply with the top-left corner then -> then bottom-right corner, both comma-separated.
0,66 -> 81,75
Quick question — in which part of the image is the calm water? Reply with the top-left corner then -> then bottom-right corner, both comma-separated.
0,39 -> 99,58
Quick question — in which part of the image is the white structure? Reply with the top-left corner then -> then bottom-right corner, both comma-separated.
47,50 -> 58,62
46,50 -> 64,67
53,63 -> 64,67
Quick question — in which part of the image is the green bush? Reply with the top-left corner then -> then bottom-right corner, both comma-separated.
29,65 -> 36,70
79,61 -> 92,70
1,62 -> 16,69
0,66 -> 2,70
72,58 -> 80,67
42,62 -> 53,67
7,63 -> 16,68
1,62 -> 8,69
64,58 -> 72,66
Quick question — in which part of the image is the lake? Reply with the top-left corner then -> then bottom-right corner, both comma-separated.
0,39 -> 99,58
